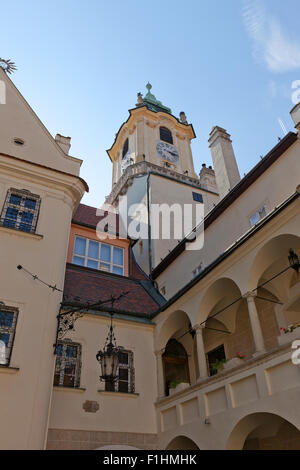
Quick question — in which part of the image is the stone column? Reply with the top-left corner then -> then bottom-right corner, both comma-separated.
195,325 -> 208,379
155,350 -> 165,398
244,292 -> 266,355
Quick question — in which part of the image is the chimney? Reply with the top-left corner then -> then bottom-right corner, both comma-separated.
55,134 -> 71,154
199,163 -> 217,192
290,102 -> 300,131
208,126 -> 240,198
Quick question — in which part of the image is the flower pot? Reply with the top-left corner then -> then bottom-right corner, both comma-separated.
221,357 -> 244,371
169,382 -> 189,395
278,327 -> 300,346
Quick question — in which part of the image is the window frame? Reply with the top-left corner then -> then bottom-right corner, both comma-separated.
0,306 -> 18,367
105,349 -> 135,394
249,204 -> 267,227
192,192 -> 203,203
159,126 -> 173,145
0,188 -> 41,234
54,340 -> 82,389
206,344 -> 226,377
122,138 -> 129,159
73,236 -> 125,275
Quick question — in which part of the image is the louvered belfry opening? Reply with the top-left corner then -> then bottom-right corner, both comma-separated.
159,126 -> 173,144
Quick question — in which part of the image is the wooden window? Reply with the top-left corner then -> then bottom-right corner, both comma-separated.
73,236 -> 124,275
207,344 -> 226,376
0,306 -> 18,366
159,126 -> 173,144
54,341 -> 82,388
1,188 -> 41,233
163,339 -> 190,395
105,349 -> 134,393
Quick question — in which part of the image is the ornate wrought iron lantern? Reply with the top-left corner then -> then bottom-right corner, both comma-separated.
96,314 -> 120,383
288,249 -> 300,274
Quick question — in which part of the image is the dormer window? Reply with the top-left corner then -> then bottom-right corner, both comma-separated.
122,138 -> 129,159
249,205 -> 267,227
159,126 -> 173,145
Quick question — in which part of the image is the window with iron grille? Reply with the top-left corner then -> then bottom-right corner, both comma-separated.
0,306 -> 18,367
0,188 -> 41,233
159,126 -> 173,144
105,349 -> 134,393
54,341 -> 82,388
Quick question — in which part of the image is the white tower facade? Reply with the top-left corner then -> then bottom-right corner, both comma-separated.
106,84 -> 220,275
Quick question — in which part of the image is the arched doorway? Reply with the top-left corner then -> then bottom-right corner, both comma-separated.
166,435 -> 199,450
227,412 -> 300,450
163,338 -> 189,396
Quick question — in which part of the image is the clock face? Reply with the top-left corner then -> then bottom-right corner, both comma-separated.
156,141 -> 179,164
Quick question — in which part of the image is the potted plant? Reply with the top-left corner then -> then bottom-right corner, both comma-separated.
278,324 -> 300,346
223,352 -> 245,370
210,358 -> 227,374
280,324 -> 300,334
168,380 -> 189,395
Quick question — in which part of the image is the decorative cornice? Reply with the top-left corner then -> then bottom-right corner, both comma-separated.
106,161 -> 211,205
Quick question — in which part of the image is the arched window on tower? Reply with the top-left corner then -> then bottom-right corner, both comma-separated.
159,126 -> 173,145
122,138 -> 129,159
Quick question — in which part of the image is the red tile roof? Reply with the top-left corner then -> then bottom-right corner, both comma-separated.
63,263 -> 161,316
73,203 -> 119,231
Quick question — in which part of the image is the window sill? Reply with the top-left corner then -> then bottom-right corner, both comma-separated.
97,390 -> 139,398
0,365 -> 19,374
0,225 -> 43,240
53,386 -> 86,393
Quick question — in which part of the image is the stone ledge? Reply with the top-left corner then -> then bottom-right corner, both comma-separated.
97,390 -> 139,398
0,225 -> 43,240
0,365 -> 19,374
53,386 -> 86,393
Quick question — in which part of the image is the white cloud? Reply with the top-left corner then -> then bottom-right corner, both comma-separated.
268,80 -> 290,99
242,0 -> 300,73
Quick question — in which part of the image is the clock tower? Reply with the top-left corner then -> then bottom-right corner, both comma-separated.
106,84 -> 219,276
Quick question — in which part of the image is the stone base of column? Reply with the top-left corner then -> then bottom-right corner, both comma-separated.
196,375 -> 208,384
252,350 -> 266,358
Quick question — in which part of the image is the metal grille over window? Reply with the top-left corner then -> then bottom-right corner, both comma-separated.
105,350 -> 134,393
0,188 -> 41,233
54,341 -> 82,388
0,307 -> 18,366
159,126 -> 173,144
73,236 -> 124,275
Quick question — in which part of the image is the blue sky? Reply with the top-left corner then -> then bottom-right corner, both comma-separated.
2,0 -> 300,206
